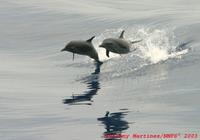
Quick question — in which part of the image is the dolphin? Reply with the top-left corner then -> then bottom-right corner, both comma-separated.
99,30 -> 142,57
61,36 -> 102,64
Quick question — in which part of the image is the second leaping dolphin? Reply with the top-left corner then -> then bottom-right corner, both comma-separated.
61,36 -> 102,64
99,30 -> 142,57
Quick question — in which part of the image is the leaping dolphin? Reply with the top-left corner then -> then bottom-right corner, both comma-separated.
99,30 -> 142,57
61,36 -> 102,64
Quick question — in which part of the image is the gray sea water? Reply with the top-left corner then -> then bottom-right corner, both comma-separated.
1,0 -> 200,140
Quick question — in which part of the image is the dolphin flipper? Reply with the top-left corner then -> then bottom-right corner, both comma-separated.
86,36 -> 95,43
131,39 -> 142,44
73,53 -> 75,61
119,30 -> 125,38
106,49 -> 110,57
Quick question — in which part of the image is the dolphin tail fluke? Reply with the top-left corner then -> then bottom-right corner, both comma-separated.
106,49 -> 110,57
86,36 -> 95,43
131,39 -> 142,44
119,30 -> 125,38
175,40 -> 193,52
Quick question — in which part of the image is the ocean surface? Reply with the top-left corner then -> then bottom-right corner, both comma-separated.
0,0 -> 200,139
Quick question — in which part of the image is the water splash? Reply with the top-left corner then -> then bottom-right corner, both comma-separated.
133,28 -> 190,64
94,27 -> 189,62
92,27 -> 190,78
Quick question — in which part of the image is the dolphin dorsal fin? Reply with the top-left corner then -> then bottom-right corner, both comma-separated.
86,36 -> 95,43
119,30 -> 125,38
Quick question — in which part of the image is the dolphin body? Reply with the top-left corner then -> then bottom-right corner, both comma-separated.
99,30 -> 142,57
61,36 -> 102,64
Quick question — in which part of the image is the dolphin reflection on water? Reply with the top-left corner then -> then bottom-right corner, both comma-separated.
63,62 -> 102,105
98,110 -> 130,140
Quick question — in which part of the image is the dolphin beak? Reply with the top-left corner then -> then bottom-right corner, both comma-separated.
61,48 -> 65,52
99,44 -> 104,48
